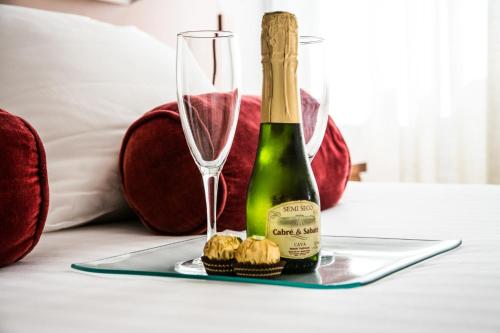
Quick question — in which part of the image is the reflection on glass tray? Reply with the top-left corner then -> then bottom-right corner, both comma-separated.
71,236 -> 461,289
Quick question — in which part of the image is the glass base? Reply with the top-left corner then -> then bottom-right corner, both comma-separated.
72,236 -> 461,289
175,257 -> 206,275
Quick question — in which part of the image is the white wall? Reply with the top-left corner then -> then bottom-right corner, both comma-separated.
218,0 -> 323,95
217,0 -> 264,95
488,0 -> 500,183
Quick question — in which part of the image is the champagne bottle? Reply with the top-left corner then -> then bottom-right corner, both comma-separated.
246,11 -> 321,274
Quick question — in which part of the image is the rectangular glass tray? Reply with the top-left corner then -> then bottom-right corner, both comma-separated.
71,236 -> 461,289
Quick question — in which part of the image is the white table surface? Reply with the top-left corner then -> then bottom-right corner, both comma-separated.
1,182 -> 500,333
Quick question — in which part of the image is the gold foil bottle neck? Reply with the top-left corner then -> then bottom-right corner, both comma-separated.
261,11 -> 300,123
261,12 -> 298,60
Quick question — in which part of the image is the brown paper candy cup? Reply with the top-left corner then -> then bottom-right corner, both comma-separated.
234,260 -> 286,279
201,256 -> 235,276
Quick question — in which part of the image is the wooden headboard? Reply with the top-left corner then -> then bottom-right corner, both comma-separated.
0,0 -> 219,47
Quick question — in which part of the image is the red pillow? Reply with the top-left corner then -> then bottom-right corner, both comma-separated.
0,109 -> 49,267
120,95 -> 350,235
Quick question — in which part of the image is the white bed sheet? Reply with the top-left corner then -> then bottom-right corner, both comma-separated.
1,182 -> 500,333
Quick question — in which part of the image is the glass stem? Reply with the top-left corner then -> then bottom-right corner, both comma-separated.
201,168 -> 220,241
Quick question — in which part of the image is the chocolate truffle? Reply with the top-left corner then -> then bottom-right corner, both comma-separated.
201,234 -> 241,275
234,236 -> 285,279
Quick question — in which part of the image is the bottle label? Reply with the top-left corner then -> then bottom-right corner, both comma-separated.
266,200 -> 320,259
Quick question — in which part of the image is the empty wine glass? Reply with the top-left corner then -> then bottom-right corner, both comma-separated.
175,30 -> 241,274
298,36 -> 329,161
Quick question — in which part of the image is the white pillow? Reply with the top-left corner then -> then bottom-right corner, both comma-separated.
0,5 -> 178,231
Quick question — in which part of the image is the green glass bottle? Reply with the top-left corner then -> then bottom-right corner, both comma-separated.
246,11 -> 321,274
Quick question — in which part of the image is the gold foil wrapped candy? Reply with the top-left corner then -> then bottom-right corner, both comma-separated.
235,236 -> 281,265
203,234 -> 242,261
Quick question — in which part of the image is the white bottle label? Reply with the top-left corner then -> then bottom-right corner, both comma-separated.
266,200 -> 320,259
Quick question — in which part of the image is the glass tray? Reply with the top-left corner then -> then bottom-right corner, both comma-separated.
71,236 -> 461,289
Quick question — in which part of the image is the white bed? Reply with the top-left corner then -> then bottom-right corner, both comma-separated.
1,182 -> 499,333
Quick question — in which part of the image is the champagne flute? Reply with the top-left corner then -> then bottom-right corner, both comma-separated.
298,36 -> 330,161
175,30 -> 241,274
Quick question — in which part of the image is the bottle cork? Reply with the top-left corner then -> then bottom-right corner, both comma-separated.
261,11 -> 300,124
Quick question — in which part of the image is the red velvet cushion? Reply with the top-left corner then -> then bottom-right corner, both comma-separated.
120,95 -> 350,235
0,109 -> 49,267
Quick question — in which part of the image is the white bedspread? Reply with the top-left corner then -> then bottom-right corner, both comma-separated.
1,182 -> 499,333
